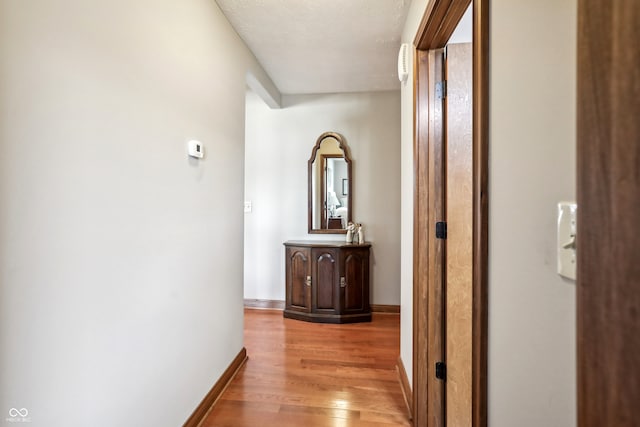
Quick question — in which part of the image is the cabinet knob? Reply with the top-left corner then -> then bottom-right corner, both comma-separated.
305,276 -> 312,287
340,277 -> 346,288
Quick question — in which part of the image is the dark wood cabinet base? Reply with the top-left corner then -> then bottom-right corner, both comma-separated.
283,309 -> 371,324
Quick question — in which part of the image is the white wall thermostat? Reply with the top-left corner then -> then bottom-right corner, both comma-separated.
188,140 -> 204,159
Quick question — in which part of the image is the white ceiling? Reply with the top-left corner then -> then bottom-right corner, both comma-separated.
449,5 -> 473,45
215,0 -> 412,95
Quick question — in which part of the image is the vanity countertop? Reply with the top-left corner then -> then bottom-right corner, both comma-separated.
284,240 -> 371,248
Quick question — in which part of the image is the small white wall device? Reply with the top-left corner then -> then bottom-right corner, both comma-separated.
557,202 -> 578,280
398,43 -> 409,82
188,140 -> 204,159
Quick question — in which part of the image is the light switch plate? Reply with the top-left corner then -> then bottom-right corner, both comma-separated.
244,201 -> 252,213
557,202 -> 577,280
188,140 -> 204,159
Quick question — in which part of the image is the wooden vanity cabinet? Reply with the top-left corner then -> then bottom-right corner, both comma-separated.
284,241 -> 371,323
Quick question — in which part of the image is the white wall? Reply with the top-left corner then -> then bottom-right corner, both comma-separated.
0,0 -> 278,426
244,90 -> 401,305
399,0 -> 429,388
489,0 -> 576,425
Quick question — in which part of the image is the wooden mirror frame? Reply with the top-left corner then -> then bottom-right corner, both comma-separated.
308,132 -> 353,234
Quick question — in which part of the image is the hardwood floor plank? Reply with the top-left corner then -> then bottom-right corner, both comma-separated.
278,404 -> 361,419
202,311 -> 411,426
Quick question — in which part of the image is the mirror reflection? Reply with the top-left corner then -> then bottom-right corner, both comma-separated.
308,133 -> 352,234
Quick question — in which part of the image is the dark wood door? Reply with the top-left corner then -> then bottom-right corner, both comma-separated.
414,47 -> 447,427
311,248 -> 339,314
341,248 -> 370,313
285,247 -> 311,313
577,1 -> 640,425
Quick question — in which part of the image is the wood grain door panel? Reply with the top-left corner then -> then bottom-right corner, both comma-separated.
286,247 -> 311,312
577,0 -> 640,425
341,250 -> 370,313
445,42 -> 473,427
311,248 -> 339,313
415,47 -> 447,427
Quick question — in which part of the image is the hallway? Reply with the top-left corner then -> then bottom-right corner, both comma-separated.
201,310 -> 411,426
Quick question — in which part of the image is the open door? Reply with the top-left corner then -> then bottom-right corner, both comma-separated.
413,47 -> 447,427
412,1 -> 488,426
445,42 -> 473,427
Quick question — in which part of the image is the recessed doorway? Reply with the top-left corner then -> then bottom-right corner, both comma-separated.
412,1 -> 489,425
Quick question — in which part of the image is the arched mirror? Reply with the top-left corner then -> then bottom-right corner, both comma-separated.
308,132 -> 352,234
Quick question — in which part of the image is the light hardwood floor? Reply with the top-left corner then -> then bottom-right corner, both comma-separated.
201,309 -> 411,427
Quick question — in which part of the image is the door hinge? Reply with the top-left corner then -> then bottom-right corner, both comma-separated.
435,221 -> 447,239
435,80 -> 447,100
435,362 -> 446,380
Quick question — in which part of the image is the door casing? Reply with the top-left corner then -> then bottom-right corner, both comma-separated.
412,1 -> 489,426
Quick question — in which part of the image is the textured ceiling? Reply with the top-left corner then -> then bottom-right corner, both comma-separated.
216,0 -> 411,95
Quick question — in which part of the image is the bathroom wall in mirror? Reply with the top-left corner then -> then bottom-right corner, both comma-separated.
308,132 -> 353,234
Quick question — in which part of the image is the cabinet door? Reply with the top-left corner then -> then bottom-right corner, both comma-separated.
340,248 -> 370,314
311,248 -> 339,314
285,247 -> 311,313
